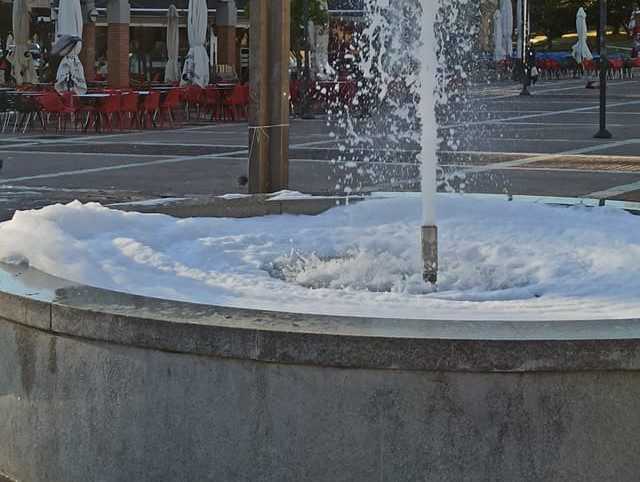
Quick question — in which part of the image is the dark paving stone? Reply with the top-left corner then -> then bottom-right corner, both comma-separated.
290,147 -> 420,163
8,143 -> 241,157
27,135 -> 67,140
0,187 -> 147,222
465,169 -> 640,198
0,78 -> 639,221
613,189 -> 640,201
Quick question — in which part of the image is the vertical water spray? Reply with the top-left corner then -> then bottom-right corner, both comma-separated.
420,1 -> 438,284
330,0 -> 475,284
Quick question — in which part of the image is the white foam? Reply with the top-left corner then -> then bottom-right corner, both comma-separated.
1,194 -> 639,321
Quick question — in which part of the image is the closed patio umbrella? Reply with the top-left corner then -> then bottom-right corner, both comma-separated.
52,34 -> 81,57
165,5 -> 180,82
210,25 -> 217,68
5,33 -> 14,52
11,0 -> 37,85
181,0 -> 209,87
55,0 -> 87,94
572,8 -> 593,64
500,0 -> 513,57
493,10 -> 506,61
55,0 -> 86,94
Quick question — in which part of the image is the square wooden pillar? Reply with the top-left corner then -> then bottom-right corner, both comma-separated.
107,0 -> 130,88
216,0 -> 238,72
81,22 -> 96,81
217,26 -> 237,71
248,0 -> 290,194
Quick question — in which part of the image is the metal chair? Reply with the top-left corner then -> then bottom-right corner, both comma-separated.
0,92 -> 15,133
13,94 -> 43,134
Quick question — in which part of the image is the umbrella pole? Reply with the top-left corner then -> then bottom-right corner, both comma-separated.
300,0 -> 315,120
519,0 -> 530,96
422,225 -> 438,284
594,0 -> 612,139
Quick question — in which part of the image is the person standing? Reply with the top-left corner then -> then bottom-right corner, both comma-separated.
631,10 -> 640,58
0,54 -> 7,85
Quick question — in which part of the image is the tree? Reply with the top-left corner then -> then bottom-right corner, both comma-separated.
290,0 -> 329,70
598,0 -> 636,34
530,0 -> 585,48
530,0 -> 636,49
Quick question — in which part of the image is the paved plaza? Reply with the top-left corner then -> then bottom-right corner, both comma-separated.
0,77 -> 639,220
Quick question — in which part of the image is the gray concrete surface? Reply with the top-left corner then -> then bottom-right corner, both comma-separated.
2,264 -> 640,481
110,194 -> 364,218
0,78 -> 639,220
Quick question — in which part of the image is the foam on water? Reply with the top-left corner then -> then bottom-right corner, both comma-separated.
1,196 -> 639,321
1,2 -> 632,322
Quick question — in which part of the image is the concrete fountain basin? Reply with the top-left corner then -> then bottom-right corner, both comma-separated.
2,250 -> 640,481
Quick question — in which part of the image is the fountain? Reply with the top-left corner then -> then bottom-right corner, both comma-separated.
2,1 -> 640,481
419,0 -> 439,283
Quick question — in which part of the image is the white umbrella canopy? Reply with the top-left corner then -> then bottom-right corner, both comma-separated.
210,26 -> 217,67
11,0 -> 37,85
181,0 -> 210,87
164,4 -> 181,82
500,0 -> 513,57
5,33 -> 14,51
493,10 -> 506,61
55,0 -> 87,94
572,7 -> 593,64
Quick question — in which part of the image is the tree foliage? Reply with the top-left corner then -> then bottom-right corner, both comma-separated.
290,0 -> 330,66
530,0 -> 636,45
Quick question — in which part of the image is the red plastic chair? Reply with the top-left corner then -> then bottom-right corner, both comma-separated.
183,85 -> 204,119
540,59 -> 552,80
120,90 -> 141,129
339,80 -> 357,108
290,80 -> 301,113
159,89 -> 182,127
307,80 -> 321,110
140,91 -> 160,128
547,59 -> 561,79
222,84 -> 249,121
609,58 -> 624,79
239,84 -> 250,117
95,92 -> 122,132
203,87 -> 221,121
37,91 -> 75,133
583,59 -> 597,76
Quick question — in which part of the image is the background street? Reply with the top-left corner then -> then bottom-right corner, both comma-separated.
1,78 -> 639,220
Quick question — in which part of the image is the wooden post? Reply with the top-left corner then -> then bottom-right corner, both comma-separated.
107,0 -> 130,89
594,0 -> 612,139
248,0 -> 290,194
80,0 -> 96,82
216,0 -> 238,73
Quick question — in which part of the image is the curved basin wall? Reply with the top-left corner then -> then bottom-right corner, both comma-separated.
1,266 -> 640,481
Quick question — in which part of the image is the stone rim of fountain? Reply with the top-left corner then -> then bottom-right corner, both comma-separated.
2,261 -> 640,373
